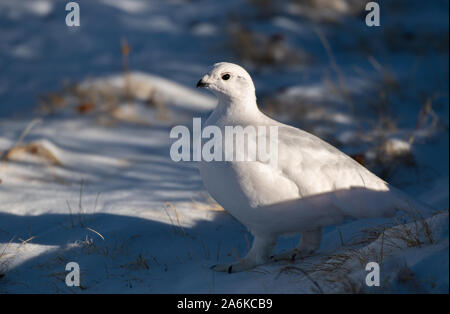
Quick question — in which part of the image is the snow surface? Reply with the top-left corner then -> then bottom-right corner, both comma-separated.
0,0 -> 448,293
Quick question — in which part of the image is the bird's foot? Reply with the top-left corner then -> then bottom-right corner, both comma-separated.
210,260 -> 259,273
270,248 -> 314,262
211,235 -> 277,273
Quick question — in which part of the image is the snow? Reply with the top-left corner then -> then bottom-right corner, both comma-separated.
0,0 -> 448,293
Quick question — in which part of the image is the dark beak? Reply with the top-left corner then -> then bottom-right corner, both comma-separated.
196,79 -> 208,88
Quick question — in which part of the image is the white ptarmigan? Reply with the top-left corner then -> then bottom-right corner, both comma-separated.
196,62 -> 429,273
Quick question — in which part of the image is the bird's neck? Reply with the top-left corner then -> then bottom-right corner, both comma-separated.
214,94 -> 260,121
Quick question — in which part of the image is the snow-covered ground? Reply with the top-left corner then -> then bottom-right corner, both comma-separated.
0,0 -> 448,293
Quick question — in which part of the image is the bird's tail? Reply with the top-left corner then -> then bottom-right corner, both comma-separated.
331,186 -> 437,221
388,185 -> 437,218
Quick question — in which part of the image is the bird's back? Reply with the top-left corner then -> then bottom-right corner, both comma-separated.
274,121 -> 390,196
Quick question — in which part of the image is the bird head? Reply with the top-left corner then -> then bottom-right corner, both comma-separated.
196,62 -> 256,103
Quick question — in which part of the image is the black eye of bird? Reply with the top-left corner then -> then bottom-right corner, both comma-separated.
221,74 -> 230,80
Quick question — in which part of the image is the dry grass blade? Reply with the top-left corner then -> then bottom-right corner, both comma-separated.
121,37 -> 132,103
1,119 -> 42,163
276,265 -> 324,294
86,228 -> 105,241
0,236 -> 26,278
3,142 -> 62,166
313,26 -> 358,124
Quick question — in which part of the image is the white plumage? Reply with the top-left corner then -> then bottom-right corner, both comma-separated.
196,62 -> 429,273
